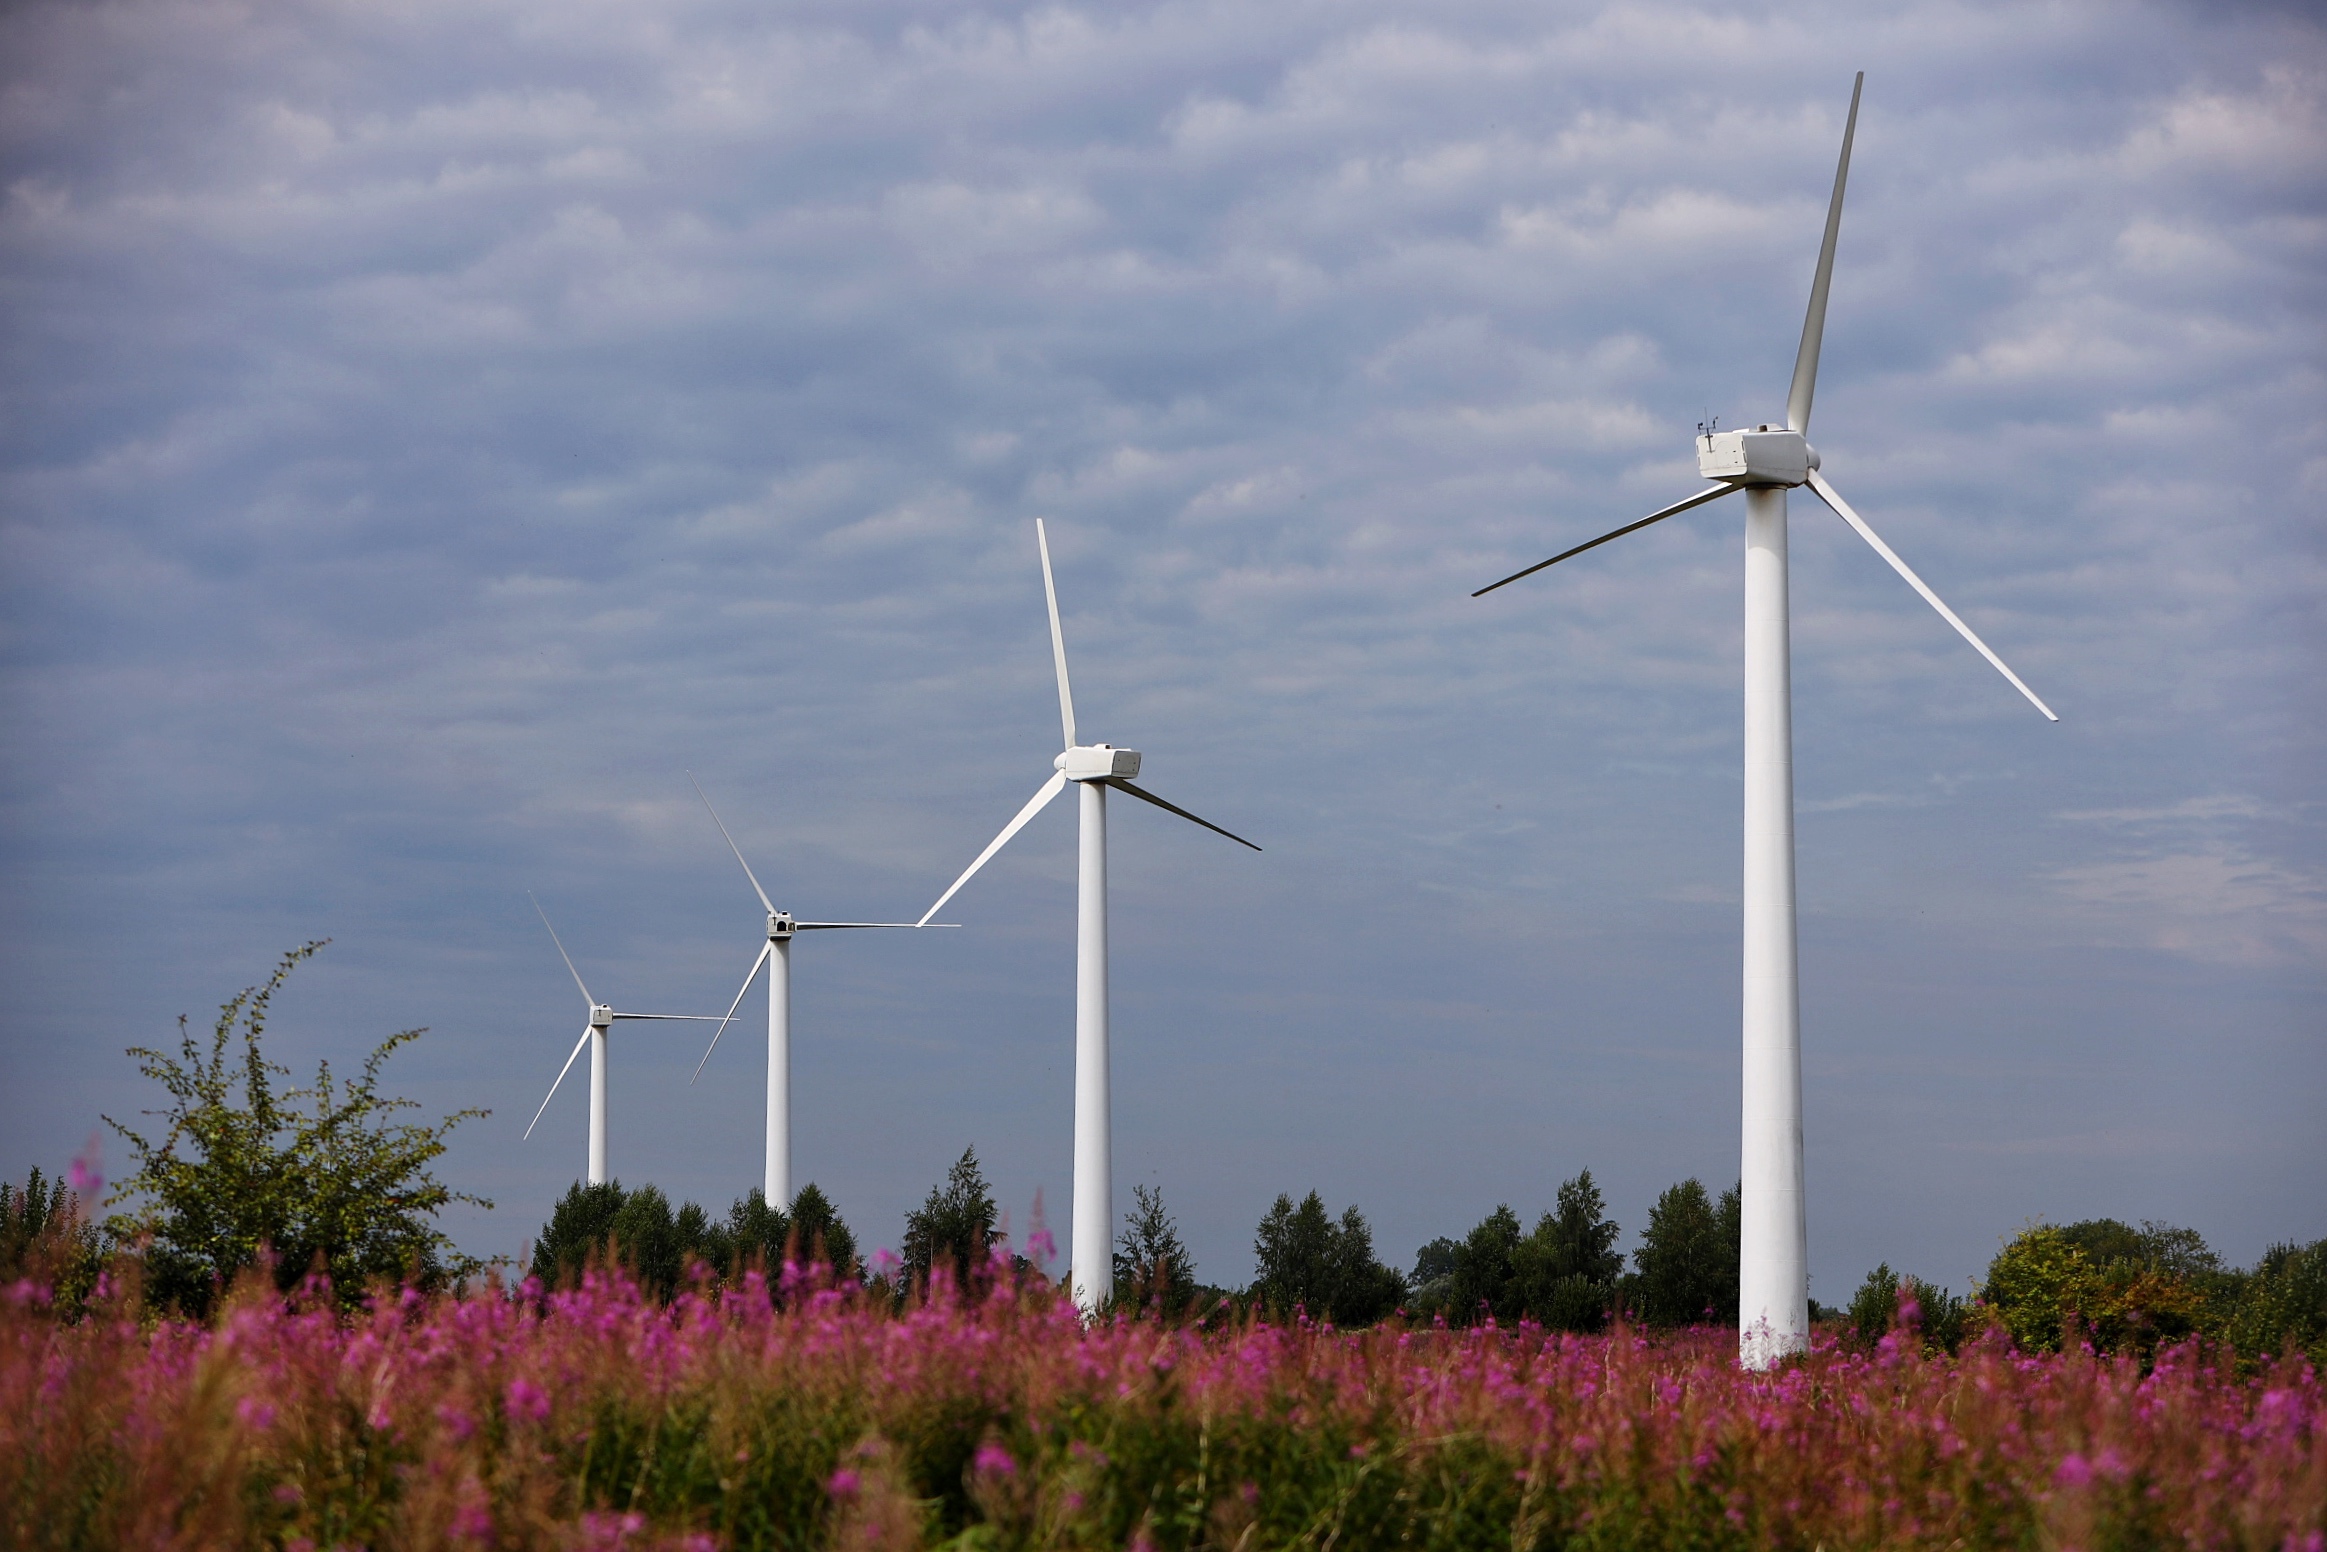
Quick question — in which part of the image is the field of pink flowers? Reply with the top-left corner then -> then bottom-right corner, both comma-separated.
5,1262 -> 2322,1552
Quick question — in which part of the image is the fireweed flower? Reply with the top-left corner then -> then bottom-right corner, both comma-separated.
0,1263 -> 2317,1547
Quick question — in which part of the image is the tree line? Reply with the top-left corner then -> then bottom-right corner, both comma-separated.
10,944 -> 2322,1370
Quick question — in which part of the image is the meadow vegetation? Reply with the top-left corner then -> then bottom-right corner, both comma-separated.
4,945 -> 2323,1546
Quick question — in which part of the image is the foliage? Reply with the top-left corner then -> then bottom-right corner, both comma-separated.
1250,1190 -> 1404,1325
1415,1174 -> 1624,1333
3,1265 -> 2321,1550
1845,1262 -> 1970,1355
1979,1221 -> 2217,1359
531,1181 -> 859,1297
2226,1239 -> 2327,1367
0,1169 -> 105,1318
1628,1177 -> 1741,1328
1976,1220 -> 2326,1369
1112,1183 -> 1197,1316
900,1147 -> 998,1289
102,943 -> 488,1316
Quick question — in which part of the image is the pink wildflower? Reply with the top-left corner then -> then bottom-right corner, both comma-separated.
505,1377 -> 551,1423
827,1468 -> 861,1498
974,1442 -> 1015,1475
2056,1453 -> 2093,1488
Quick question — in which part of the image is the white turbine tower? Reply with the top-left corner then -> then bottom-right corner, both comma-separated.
685,773 -> 947,1208
919,519 -> 1260,1314
523,895 -> 723,1186
1473,74 -> 2056,1369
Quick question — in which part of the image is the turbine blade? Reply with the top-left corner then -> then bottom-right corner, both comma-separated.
1806,471 -> 2058,721
794,921 -> 949,929
689,772 -> 776,916
693,942 -> 773,1083
1787,71 -> 1863,436
524,1026 -> 594,1140
1473,484 -> 1741,596
609,1013 -> 725,1021
919,770 -> 1068,926
530,893 -> 595,1008
1036,519 -> 1078,749
1107,777 -> 1262,851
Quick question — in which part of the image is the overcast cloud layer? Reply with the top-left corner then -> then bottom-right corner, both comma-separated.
3,0 -> 2321,1299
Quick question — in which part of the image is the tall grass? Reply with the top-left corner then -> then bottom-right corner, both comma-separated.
4,1259 -> 2320,1550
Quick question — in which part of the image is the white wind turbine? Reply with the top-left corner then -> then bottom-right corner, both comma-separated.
523,895 -> 724,1187
685,773 -> 950,1208
1473,74 -> 2056,1369
919,519 -> 1260,1313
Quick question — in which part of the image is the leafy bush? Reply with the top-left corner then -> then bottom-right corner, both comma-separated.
2224,1239 -> 2327,1367
0,1168 -> 105,1318
1979,1221 -> 2219,1358
1845,1262 -> 1969,1354
101,943 -> 488,1316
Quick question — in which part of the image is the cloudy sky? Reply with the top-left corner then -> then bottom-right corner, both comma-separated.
3,0 -> 2321,1301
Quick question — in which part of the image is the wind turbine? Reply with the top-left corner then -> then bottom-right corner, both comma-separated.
686,773 -> 949,1207
1473,73 -> 2056,1369
523,895 -> 723,1186
919,519 -> 1260,1314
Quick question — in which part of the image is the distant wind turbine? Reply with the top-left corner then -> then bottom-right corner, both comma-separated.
1473,73 -> 2056,1368
523,895 -> 722,1186
686,773 -> 951,1207
920,519 -> 1260,1313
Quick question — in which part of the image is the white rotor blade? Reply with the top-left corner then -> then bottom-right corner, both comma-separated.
524,1025 -> 594,1140
919,770 -> 1068,926
609,1013 -> 724,1021
795,921 -> 953,929
1806,470 -> 2058,722
693,941 -> 773,1083
1106,777 -> 1262,851
1035,519 -> 1078,749
689,772 -> 776,915
1474,484 -> 1741,597
1787,71 -> 1863,436
530,893 -> 595,1008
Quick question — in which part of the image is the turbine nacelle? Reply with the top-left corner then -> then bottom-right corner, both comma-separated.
1698,427 -> 1819,487
589,1002 -> 613,1029
765,910 -> 796,940
1055,744 -> 1142,781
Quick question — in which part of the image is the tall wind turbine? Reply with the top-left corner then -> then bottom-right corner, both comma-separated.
523,895 -> 723,1186
919,519 -> 1260,1313
1473,74 -> 2056,1369
686,773 -> 948,1207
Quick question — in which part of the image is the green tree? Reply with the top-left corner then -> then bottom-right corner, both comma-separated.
1630,1178 -> 1739,1328
902,1147 -> 999,1288
530,1180 -> 627,1289
1443,1204 -> 1524,1323
1251,1191 -> 1404,1326
1113,1183 -> 1197,1315
533,1181 -> 859,1296
786,1183 -> 858,1277
104,943 -> 489,1316
1513,1169 -> 1624,1332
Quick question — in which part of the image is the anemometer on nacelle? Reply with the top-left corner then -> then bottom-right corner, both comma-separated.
1696,426 -> 1819,487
